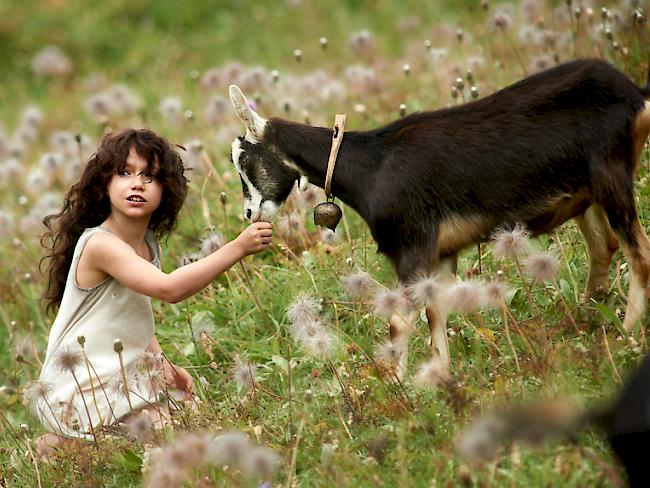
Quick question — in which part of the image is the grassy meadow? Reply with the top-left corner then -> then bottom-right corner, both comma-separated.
1,0 -> 650,486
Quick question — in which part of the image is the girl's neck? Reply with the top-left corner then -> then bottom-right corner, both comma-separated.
101,214 -> 150,248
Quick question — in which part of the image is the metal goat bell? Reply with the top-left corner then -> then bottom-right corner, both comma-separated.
313,200 -> 342,231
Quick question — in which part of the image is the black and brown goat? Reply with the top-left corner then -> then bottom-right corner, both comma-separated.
229,59 -> 650,370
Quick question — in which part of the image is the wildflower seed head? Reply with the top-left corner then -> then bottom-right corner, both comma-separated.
294,49 -> 302,62
289,318 -> 324,342
470,86 -> 479,98
113,338 -> 124,353
456,414 -> 509,464
320,36 -> 328,49
491,224 -> 530,259
53,344 -> 83,373
77,335 -> 86,347
491,11 -> 513,30
349,30 -> 376,56
199,232 -> 227,257
220,191 -> 227,205
232,355 -> 257,392
424,39 -> 432,51
399,103 -> 407,116
414,357 -> 450,388
372,287 -> 410,318
341,271 -> 376,301
451,86 -> 459,99
145,466 -> 184,488
455,77 -> 465,90
126,410 -> 154,443
481,281 -> 508,308
402,64 -> 411,76
524,252 -> 560,282
374,340 -> 404,366
287,292 -> 321,324
409,276 -> 443,307
241,445 -> 280,480
303,330 -> 336,359
208,431 -> 251,467
447,281 -> 482,314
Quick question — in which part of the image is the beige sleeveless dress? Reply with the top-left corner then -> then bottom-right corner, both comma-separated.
35,226 -> 165,439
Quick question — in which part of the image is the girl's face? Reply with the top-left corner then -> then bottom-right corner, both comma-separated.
107,146 -> 163,223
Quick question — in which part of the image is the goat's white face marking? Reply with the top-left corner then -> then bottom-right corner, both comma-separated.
230,137 -> 295,223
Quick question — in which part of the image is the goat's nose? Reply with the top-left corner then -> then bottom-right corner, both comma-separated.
246,209 -> 252,220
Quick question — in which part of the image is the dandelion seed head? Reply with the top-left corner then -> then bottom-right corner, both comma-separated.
23,380 -> 52,414
414,358 -> 450,388
287,292 -> 321,324
342,271 -> 376,301
53,344 -> 83,373
524,252 -> 560,282
372,287 -> 410,318
492,224 -> 530,259
113,338 -> 124,353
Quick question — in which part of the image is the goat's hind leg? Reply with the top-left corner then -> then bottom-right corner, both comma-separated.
575,204 -> 619,299
597,174 -> 650,331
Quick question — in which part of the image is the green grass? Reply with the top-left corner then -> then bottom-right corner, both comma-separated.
1,0 -> 650,486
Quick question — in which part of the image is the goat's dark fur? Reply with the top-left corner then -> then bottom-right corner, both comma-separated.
230,58 -> 650,362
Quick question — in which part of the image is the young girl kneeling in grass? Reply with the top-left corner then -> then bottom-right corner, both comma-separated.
32,128 -> 272,456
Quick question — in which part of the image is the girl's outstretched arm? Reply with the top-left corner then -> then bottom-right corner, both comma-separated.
81,222 -> 272,303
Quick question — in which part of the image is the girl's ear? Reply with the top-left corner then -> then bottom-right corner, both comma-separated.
229,85 -> 267,142
298,175 -> 309,192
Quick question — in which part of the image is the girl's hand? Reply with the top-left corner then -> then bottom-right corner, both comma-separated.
163,363 -> 194,398
234,222 -> 273,256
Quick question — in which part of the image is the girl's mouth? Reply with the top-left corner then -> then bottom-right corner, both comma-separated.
127,195 -> 147,203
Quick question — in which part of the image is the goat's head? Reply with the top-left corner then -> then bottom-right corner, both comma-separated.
229,85 -> 308,222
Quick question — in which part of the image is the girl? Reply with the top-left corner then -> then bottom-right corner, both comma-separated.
33,128 -> 272,455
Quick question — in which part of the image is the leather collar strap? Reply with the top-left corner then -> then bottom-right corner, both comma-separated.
324,114 -> 347,199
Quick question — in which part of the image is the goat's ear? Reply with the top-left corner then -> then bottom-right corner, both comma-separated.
298,175 -> 309,192
229,84 -> 266,142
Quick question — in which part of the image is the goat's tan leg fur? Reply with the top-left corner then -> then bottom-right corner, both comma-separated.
618,218 -> 650,331
575,205 -> 619,298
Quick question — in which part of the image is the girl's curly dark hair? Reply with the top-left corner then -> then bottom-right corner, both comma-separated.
40,128 -> 188,315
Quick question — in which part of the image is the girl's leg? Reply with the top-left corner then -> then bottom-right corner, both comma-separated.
35,432 -> 69,461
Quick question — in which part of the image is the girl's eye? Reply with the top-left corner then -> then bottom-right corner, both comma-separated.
118,170 -> 130,177
143,174 -> 154,184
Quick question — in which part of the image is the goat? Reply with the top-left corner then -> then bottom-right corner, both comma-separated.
228,58 -> 650,372
458,352 -> 650,487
